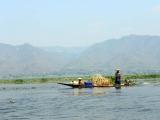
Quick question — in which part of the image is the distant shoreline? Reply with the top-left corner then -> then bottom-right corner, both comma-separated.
0,74 -> 160,84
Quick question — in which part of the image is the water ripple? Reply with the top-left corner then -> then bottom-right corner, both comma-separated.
1,83 -> 160,120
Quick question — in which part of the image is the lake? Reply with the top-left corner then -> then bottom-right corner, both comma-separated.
0,82 -> 160,120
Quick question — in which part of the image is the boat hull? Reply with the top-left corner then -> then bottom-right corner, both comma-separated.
57,82 -> 130,88
57,83 -> 90,88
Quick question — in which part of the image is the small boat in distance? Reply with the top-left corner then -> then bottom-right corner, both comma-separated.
58,74 -> 133,88
57,82 -> 129,88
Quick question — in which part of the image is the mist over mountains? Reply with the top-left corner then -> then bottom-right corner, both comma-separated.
0,35 -> 160,78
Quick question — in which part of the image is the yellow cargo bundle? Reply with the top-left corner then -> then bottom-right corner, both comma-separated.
89,74 -> 110,86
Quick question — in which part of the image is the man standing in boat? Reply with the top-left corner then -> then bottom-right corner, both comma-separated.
115,69 -> 121,85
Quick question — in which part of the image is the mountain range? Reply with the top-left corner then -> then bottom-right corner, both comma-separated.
0,34 -> 160,78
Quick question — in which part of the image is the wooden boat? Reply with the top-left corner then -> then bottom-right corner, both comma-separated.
57,82 -> 130,88
58,82 -> 86,88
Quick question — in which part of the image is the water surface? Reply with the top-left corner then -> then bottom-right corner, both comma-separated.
0,82 -> 160,120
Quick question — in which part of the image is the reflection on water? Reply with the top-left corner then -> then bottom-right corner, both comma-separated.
0,83 -> 160,120
70,87 -> 110,96
143,82 -> 150,84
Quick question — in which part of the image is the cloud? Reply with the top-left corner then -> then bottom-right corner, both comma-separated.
152,5 -> 160,12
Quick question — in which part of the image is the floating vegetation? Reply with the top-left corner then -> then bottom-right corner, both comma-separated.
40,78 -> 48,82
31,87 -> 36,89
10,99 -> 14,103
2,87 -> 6,90
152,81 -> 158,84
14,79 -> 24,84
154,83 -> 160,86
0,86 -> 37,91
0,74 -> 160,84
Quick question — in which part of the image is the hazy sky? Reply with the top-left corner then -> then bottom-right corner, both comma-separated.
0,0 -> 160,47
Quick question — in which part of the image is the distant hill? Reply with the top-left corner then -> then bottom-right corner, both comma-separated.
0,34 -> 160,78
40,46 -> 88,54
64,35 -> 160,74
0,43 -> 72,77
0,44 -> 88,78
39,46 -> 88,64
